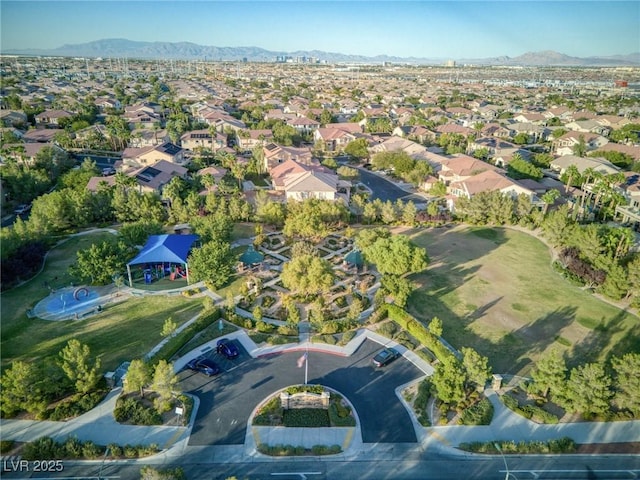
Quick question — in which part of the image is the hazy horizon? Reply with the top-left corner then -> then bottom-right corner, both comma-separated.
1,1 -> 639,59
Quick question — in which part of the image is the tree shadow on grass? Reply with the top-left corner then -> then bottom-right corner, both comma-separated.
566,307 -> 638,368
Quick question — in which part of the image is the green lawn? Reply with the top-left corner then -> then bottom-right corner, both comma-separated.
1,232 -> 202,372
406,226 -> 639,375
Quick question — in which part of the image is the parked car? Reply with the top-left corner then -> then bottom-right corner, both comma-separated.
186,356 -> 220,376
372,347 -> 400,367
216,338 -> 239,359
13,203 -> 31,215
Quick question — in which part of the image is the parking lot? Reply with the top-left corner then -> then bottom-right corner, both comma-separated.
179,339 -> 423,446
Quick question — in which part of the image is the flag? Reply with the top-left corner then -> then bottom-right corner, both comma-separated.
297,352 -> 307,368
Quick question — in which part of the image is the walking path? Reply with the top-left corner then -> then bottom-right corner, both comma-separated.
3,326 -> 638,464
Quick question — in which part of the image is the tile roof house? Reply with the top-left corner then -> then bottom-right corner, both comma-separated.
448,169 -> 538,208
180,129 -> 226,152
392,125 -> 436,144
34,109 -> 74,127
122,142 -> 185,168
597,143 -> 640,162
237,129 -> 274,149
0,110 -> 28,128
23,128 -> 62,143
549,155 -> 621,176
129,160 -> 189,194
435,123 -> 474,136
269,159 -> 350,203
287,116 -> 320,133
262,143 -> 314,171
313,127 -> 358,152
553,131 -> 609,156
437,154 -> 500,185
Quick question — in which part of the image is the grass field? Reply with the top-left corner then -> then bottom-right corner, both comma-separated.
1,231 -> 202,372
406,225 -> 639,376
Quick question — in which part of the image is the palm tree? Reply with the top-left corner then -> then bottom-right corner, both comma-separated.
541,189 -> 560,215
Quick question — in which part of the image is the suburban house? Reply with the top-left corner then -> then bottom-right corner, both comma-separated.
447,169 -> 539,210
313,126 -> 358,152
564,120 -> 611,136
615,172 -> 640,227
549,155 -> 621,176
86,160 -> 188,195
392,125 -> 436,144
197,165 -> 228,189
0,110 -> 28,128
237,129 -> 274,150
369,136 -> 427,157
598,143 -> 640,162
180,129 -> 226,152
1,142 -> 66,164
437,154 -> 501,186
122,142 -> 185,168
23,128 -> 61,143
123,108 -> 161,130
269,159 -> 349,203
94,97 -> 121,111
34,109 -> 73,127
435,123 -> 474,137
262,143 -> 314,171
287,116 -> 320,133
553,131 -> 609,156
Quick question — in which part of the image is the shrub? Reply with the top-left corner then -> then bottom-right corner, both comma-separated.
376,320 -> 397,338
278,324 -> 298,336
63,436 -> 83,458
256,321 -> 276,333
114,396 -> 162,425
23,436 -> 63,460
458,398 -> 494,425
329,402 -> 356,427
285,385 -> 324,395
414,379 -> 432,426
123,444 -> 138,458
0,440 -> 15,454
283,408 -> 330,427
338,330 -> 357,345
395,330 -> 418,350
368,306 -> 389,324
82,440 -> 101,459
460,437 -> 576,454
108,443 -> 122,458
267,335 -> 293,345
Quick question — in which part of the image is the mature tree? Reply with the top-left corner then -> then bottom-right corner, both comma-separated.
430,181 -> 447,197
461,347 -> 492,391
563,362 -> 612,418
402,201 -> 418,226
151,360 -> 179,412
381,275 -> 414,307
541,189 -> 560,215
626,254 -> 640,302
187,241 -> 236,288
123,359 -> 151,398
0,361 -> 46,417
344,138 -> 369,160
336,165 -> 358,181
290,241 -> 319,258
161,317 -> 178,337
281,254 -> 335,295
69,239 -> 131,285
361,235 -> 428,276
428,317 -> 443,337
191,212 -> 233,243
283,199 -> 348,240
59,339 -> 101,395
431,360 -> 467,406
507,155 -> 543,180
529,349 -> 567,400
611,353 -> 640,417
355,227 -> 390,250
118,220 -> 164,247
257,200 -> 287,227
541,205 -> 575,247
599,263 -> 629,300
572,135 -> 588,157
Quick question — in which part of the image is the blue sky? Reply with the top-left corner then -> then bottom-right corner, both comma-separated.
1,1 -> 638,58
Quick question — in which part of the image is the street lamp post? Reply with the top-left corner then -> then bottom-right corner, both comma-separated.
493,443 -> 512,480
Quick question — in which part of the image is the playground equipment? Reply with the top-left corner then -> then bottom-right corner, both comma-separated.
73,287 -> 89,301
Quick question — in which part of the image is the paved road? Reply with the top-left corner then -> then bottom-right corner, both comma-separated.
180,339 -> 423,446
357,167 -> 426,203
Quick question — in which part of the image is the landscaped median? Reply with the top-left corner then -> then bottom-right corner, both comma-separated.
250,384 -> 357,456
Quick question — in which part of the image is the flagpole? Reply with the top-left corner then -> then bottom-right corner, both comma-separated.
304,345 -> 309,385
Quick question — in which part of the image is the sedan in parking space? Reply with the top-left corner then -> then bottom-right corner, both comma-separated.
372,347 -> 400,367
186,356 -> 220,376
216,338 -> 239,359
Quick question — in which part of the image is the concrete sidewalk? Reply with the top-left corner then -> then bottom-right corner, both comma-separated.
2,327 -> 639,461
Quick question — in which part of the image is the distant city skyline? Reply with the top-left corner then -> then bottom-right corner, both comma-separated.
1,1 -> 638,59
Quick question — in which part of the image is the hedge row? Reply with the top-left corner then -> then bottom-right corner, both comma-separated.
460,437 -> 576,454
414,379 -> 432,426
283,408 -> 330,427
257,443 -> 342,456
385,305 -> 456,364
501,394 -> 559,424
153,308 -> 221,362
22,436 -> 159,461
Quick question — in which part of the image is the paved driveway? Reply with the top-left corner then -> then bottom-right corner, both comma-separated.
357,167 -> 425,203
179,339 -> 423,446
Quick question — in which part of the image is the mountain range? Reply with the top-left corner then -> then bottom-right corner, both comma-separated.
4,39 -> 640,66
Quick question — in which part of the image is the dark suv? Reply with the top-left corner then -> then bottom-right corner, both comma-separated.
186,356 -> 220,376
216,338 -> 239,359
372,348 -> 400,367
